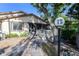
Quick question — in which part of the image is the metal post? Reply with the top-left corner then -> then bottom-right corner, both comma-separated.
58,28 -> 61,56
54,17 -> 65,56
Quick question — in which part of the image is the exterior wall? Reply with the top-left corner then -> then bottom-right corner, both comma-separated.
1,18 -> 23,34
2,20 -> 9,34
9,18 -> 22,34
1,16 -> 30,34
10,18 -> 29,33
10,16 -> 43,32
17,16 -> 45,24
1,15 -> 57,37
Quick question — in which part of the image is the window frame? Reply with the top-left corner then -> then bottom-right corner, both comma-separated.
11,22 -> 24,31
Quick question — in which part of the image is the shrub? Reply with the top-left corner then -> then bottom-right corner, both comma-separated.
61,29 -> 76,45
5,32 -> 28,38
20,32 -> 28,37
5,33 -> 18,38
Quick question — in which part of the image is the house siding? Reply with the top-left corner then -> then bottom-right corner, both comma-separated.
1,16 -> 33,34
1,15 -> 58,41
2,19 -> 9,34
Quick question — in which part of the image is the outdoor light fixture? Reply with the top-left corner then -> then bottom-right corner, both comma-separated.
54,17 -> 65,56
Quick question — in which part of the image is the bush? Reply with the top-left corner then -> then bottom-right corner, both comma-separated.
5,33 -> 18,38
5,32 -> 28,38
20,32 -> 28,37
61,29 -> 76,45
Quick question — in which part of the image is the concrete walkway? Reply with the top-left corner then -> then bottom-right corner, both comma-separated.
0,37 -> 27,48
22,39 -> 47,56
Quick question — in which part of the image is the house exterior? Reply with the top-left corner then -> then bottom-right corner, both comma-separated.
0,11 -> 58,42
0,11 -> 47,35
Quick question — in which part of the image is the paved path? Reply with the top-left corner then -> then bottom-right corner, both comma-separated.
22,39 -> 47,56
0,37 -> 27,48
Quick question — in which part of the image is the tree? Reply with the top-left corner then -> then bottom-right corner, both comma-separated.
62,3 -> 79,43
31,4 -> 71,30
31,4 -> 69,26
67,4 -> 79,31
31,3 -> 71,42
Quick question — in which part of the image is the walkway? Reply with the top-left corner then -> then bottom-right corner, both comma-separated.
22,38 -> 47,56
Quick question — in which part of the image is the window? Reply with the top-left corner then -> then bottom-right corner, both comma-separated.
12,22 -> 24,31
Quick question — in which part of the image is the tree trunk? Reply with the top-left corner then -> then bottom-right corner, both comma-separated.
48,17 -> 58,42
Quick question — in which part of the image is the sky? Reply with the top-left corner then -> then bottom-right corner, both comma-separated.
0,3 -> 72,17
0,3 -> 40,16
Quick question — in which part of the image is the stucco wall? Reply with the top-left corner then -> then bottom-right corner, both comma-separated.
1,15 -> 57,37
2,19 -> 9,34
1,16 -> 32,34
1,18 -> 23,34
17,16 -> 46,24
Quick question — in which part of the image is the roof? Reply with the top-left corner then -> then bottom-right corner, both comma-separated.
0,11 -> 26,20
0,11 -> 48,24
0,11 -> 24,15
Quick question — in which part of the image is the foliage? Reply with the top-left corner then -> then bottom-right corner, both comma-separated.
60,4 -> 79,45
31,3 -> 78,45
67,3 -> 79,32
5,32 -> 28,38
31,3 -> 70,23
61,17 -> 78,45
59,14 -> 78,45
67,3 -> 79,19
61,29 -> 76,45
20,32 -> 28,37
5,33 -> 18,38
